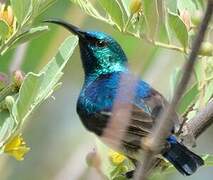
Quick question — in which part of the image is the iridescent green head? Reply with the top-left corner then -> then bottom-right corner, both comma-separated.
45,19 -> 128,76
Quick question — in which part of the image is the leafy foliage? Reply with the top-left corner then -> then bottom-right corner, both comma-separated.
0,0 -> 57,55
0,35 -> 78,158
168,11 -> 188,49
98,0 -> 125,30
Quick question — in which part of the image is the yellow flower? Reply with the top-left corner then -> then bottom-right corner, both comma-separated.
109,149 -> 126,165
0,4 -> 16,34
4,134 -> 30,161
129,0 -> 142,15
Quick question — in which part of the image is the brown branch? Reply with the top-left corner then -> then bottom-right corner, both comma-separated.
134,1 -> 213,180
185,100 -> 213,139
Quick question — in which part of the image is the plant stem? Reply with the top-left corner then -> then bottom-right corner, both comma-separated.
153,41 -> 185,52
125,31 -> 185,53
176,102 -> 195,135
123,14 -> 133,32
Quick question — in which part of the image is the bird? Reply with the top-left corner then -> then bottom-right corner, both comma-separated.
45,19 -> 204,177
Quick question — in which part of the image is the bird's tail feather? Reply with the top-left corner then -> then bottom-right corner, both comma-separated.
163,136 -> 204,176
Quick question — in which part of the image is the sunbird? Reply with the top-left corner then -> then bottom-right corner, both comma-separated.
45,19 -> 204,176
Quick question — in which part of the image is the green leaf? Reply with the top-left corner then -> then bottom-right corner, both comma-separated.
11,26 -> 49,48
31,0 -> 57,18
169,67 -> 182,99
98,0 -> 124,30
195,0 -> 205,8
205,79 -> 213,103
165,0 -> 177,13
10,0 -> 32,24
203,154 -> 213,166
194,59 -> 213,104
158,22 -> 170,43
0,110 -> 15,146
143,0 -> 159,39
194,60 -> 202,83
177,0 -> 197,14
168,11 -> 188,49
10,0 -> 56,25
178,83 -> 199,114
70,0 -> 107,22
0,20 -> 10,40
157,1 -> 170,43
12,35 -> 78,126
119,0 -> 131,17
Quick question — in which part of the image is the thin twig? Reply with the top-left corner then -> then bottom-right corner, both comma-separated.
123,14 -> 134,32
134,1 -> 213,180
125,31 -> 185,53
176,102 -> 195,135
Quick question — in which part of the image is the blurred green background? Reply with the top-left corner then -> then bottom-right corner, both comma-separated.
0,0 -> 212,179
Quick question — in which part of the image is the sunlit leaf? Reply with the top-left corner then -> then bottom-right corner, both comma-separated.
11,26 -> 49,48
194,60 -> 202,84
31,0 -> 57,17
168,11 -> 188,49
0,111 -> 15,146
203,154 -> 213,166
98,0 -> 124,30
119,0 -> 131,17
0,1 -> 56,56
169,67 -> 182,99
178,83 -> 199,114
0,20 -> 10,40
157,0 -> 170,43
70,0 -> 107,22
205,79 -> 213,103
143,0 -> 159,39
194,59 -> 213,104
10,0 -> 32,24
12,36 -> 78,126
165,0 -> 177,12
177,0 -> 198,14
196,0 -> 205,8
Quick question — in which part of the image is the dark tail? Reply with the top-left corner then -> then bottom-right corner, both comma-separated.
163,136 -> 204,176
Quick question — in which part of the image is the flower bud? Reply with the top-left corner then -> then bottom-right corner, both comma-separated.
180,10 -> 191,31
13,70 -> 25,88
5,95 -> 15,110
199,42 -> 213,56
0,4 -> 16,35
129,0 -> 142,15
191,11 -> 202,26
0,73 -> 8,90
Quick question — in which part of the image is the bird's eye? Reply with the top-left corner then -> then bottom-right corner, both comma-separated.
95,40 -> 107,47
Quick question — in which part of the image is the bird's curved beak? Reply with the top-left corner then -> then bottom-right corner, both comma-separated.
44,19 -> 85,39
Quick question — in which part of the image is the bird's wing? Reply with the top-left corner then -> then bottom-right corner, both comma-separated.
121,88 -> 170,152
94,88 -> 172,153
